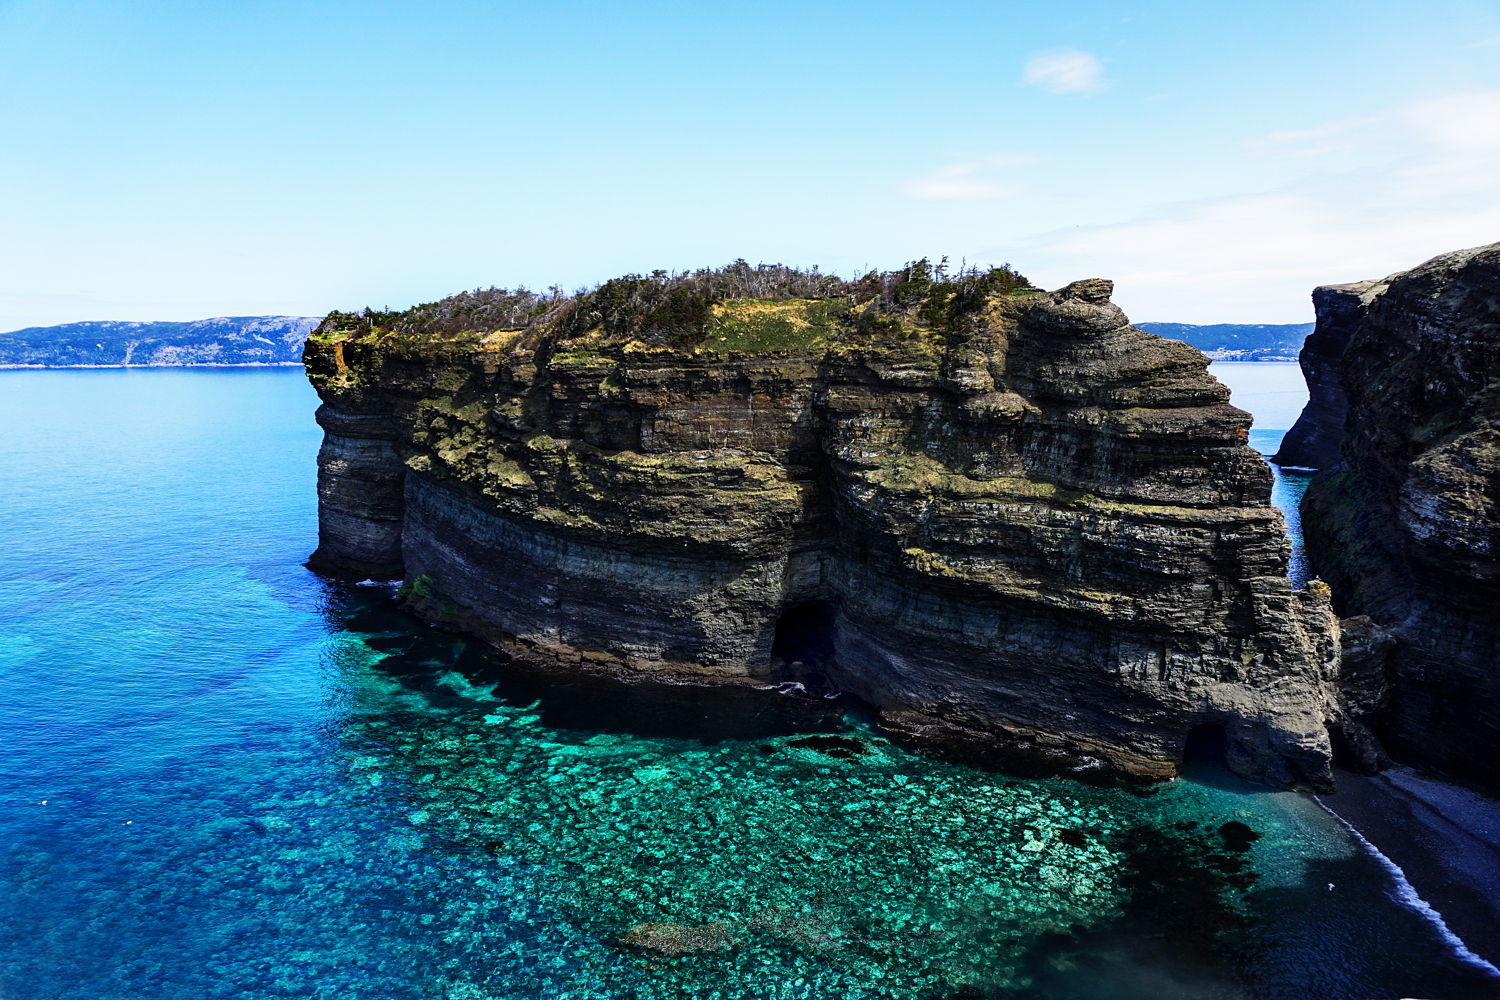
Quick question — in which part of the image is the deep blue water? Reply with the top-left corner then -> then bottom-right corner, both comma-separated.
1,368 -> 1496,1000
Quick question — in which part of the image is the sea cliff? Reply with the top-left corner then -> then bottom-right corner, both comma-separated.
305,264 -> 1342,789
1288,243 -> 1500,789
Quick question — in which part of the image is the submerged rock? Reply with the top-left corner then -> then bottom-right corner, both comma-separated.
621,920 -> 739,955
1288,242 -> 1500,790
1217,821 -> 1260,852
304,266 -> 1341,789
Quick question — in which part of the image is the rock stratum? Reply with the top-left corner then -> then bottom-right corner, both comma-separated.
304,263 -> 1342,789
1287,243 -> 1500,790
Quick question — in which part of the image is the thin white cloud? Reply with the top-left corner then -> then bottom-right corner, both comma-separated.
1247,91 -> 1500,157
902,153 -> 1037,201
1023,50 -> 1105,95
1243,117 -> 1379,157
1401,90 -> 1500,150
1027,191 -> 1500,323
1020,90 -> 1500,322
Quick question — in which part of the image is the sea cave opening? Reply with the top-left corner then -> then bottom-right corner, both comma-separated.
771,600 -> 839,674
1181,721 -> 1231,769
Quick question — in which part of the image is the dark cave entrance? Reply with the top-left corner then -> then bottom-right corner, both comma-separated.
771,601 -> 839,675
1181,721 -> 1231,768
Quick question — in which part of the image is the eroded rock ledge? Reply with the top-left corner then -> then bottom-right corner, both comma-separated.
305,273 -> 1341,789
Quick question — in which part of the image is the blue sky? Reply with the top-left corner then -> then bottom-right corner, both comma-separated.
2,0 -> 1497,328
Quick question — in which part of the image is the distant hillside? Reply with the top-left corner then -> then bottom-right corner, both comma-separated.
1137,322 -> 1313,362
0,316 -> 320,367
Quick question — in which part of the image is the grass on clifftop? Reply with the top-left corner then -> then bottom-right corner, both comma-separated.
700,298 -> 851,353
313,258 -> 1036,356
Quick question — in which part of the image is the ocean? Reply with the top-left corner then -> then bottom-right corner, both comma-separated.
0,365 -> 1495,999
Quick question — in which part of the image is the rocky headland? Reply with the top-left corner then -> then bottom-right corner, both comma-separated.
1284,243 -> 1500,790
305,262 -> 1345,789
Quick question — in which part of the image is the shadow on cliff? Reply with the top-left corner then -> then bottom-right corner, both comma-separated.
1175,723 -> 1280,796
316,580 -> 1230,789
318,580 -> 846,742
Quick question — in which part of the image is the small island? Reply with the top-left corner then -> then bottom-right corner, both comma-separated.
304,260 -> 1355,790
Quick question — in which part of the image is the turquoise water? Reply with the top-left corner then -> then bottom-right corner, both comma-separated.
1,368 -> 1495,999
1209,362 -> 1316,587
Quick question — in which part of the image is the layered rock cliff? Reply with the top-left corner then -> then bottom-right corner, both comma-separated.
1292,243 -> 1500,789
305,266 -> 1341,789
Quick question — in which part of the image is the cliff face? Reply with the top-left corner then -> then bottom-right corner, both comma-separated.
306,275 -> 1341,789
1272,284 -> 1374,469
1295,243 -> 1500,788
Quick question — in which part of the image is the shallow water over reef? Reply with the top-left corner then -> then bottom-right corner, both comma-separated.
1,368 -> 1496,1000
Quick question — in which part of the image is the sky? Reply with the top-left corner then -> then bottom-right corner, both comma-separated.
1,0 -> 1498,329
